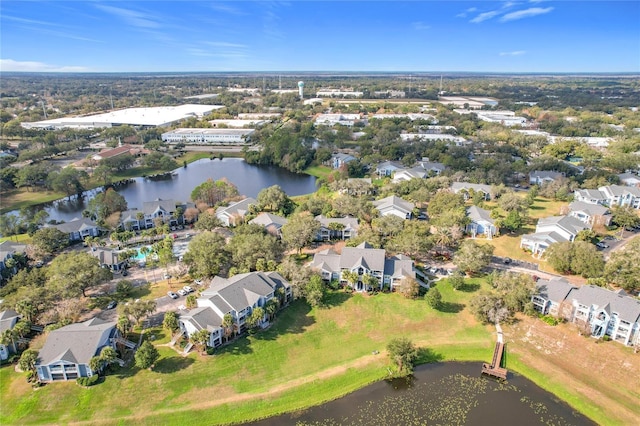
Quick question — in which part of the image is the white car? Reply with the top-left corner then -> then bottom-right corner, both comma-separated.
177,289 -> 188,296
183,285 -> 194,293
167,291 -> 179,299
194,279 -> 203,285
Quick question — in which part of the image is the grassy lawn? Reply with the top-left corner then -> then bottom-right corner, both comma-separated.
528,196 -> 568,219
0,233 -> 32,244
0,283 -> 495,425
303,165 -> 332,179
0,189 -> 67,213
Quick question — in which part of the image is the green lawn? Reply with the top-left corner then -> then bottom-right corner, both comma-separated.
0,189 -> 67,214
303,165 -> 332,179
0,284 -> 495,425
0,233 -> 32,244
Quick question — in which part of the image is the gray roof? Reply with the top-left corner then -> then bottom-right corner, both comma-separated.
331,153 -> 356,162
599,184 -> 640,197
51,218 -> 98,234
0,241 -> 26,260
384,255 -> 415,280
311,250 -> 342,273
315,215 -> 359,230
90,247 -> 122,266
418,161 -> 446,172
143,198 -> 177,215
372,195 -> 415,214
466,206 -> 495,225
521,231 -> 568,245
249,212 -> 288,230
530,170 -> 563,180
451,182 -> 492,193
216,197 -> 257,217
201,271 -> 289,313
395,168 -> 427,179
574,189 -> 607,201
120,209 -> 142,222
376,161 -> 403,171
537,215 -> 590,235
568,201 -> 609,217
37,318 -> 116,366
180,306 -> 223,332
535,278 -> 576,304
339,242 -> 386,272
0,309 -> 20,333
569,285 -> 640,323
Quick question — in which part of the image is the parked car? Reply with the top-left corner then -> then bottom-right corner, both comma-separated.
596,242 -> 609,249
106,300 -> 118,310
177,289 -> 188,296
167,291 -> 179,299
503,257 -> 512,265
163,273 -> 171,279
122,269 -> 128,276
194,279 -> 203,285
183,285 -> 194,293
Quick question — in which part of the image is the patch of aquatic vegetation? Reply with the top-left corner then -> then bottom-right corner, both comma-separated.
520,396 -> 574,426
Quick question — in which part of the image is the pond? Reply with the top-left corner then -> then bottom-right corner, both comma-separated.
250,362 -> 594,426
15,158 -> 317,223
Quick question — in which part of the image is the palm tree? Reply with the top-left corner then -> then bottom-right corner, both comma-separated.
116,315 -> 132,339
265,299 -> 278,321
222,313 -> 235,343
362,274 -> 380,292
342,270 -> 360,290
0,329 -> 17,354
433,227 -> 453,256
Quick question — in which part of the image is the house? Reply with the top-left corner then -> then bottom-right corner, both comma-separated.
0,309 -> 20,360
450,182 -> 492,200
90,247 -> 126,271
417,159 -> 447,176
310,242 -> 419,292
465,206 -> 498,239
315,215 -> 359,240
392,167 -> 427,183
179,272 -> 291,347
216,198 -> 257,226
375,161 -> 403,177
142,199 -> 179,228
529,170 -> 564,185
574,189 -> 608,206
567,201 -> 611,226
120,209 -> 145,231
373,195 -> 415,219
51,218 -> 100,242
36,318 -> 119,382
598,185 -> 640,209
532,282 -> 640,346
92,144 -> 147,162
0,241 -> 26,273
617,173 -> 640,187
326,153 -> 356,169
249,212 -> 288,237
531,277 -> 577,317
520,215 -> 591,257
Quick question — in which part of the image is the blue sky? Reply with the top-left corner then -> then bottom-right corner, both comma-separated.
1,1 -> 638,73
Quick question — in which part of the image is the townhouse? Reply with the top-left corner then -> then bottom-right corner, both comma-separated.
315,215 -> 359,241
520,215 -> 591,257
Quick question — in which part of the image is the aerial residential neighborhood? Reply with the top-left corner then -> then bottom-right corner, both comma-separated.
1,1 -> 639,424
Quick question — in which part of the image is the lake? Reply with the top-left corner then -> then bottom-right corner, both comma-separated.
250,362 -> 594,426
18,158 -> 317,223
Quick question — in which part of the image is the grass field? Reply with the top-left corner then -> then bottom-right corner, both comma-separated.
0,233 -> 32,244
303,165 -> 332,179
0,189 -> 67,214
0,281 -> 495,425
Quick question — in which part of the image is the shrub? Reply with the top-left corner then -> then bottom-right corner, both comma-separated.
76,375 -> 99,387
206,347 -> 215,355
540,315 -> 559,326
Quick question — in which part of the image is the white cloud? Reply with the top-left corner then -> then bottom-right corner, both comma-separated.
0,59 -> 90,72
210,3 -> 246,16
204,41 -> 248,49
500,7 -> 554,22
499,50 -> 526,56
470,10 -> 500,23
412,21 -> 430,30
95,4 -> 160,29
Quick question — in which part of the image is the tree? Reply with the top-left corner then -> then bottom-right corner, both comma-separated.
47,252 -> 113,298
257,185 -> 291,213
117,315 -> 132,339
135,341 -> 159,369
222,313 -> 235,342
93,164 -> 113,187
185,294 -> 197,309
469,291 -> 511,324
448,273 -> 465,291
453,240 -> 494,275
193,211 -> 222,231
115,279 -> 134,299
500,210 -> 523,233
183,231 -> 229,278
227,225 -> 283,271
611,206 -> 640,237
386,337 -> 418,376
88,188 -> 127,221
246,307 -> 265,331
120,299 -> 156,325
386,221 -> 433,258
153,236 -> 175,278
605,238 -> 640,292
49,167 -> 88,199
424,287 -> 442,310
545,241 -> 604,278
342,270 -> 360,290
30,227 -> 68,255
281,212 -> 321,254
265,298 -> 279,321
18,349 -> 38,374
89,356 -> 103,375
397,277 -> 420,299
487,271 -> 535,314
191,178 -> 239,206
302,274 -> 326,307
189,329 -> 211,352
497,191 -> 529,214
163,311 -> 179,332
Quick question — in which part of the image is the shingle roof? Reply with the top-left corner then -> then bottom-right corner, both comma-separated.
51,218 -> 98,234
372,195 -> 415,214
201,272 -> 288,312
537,215 -> 590,235
530,170 -> 563,180
569,285 -> 640,323
451,182 -> 492,193
37,318 -> 116,366
467,206 -> 495,224
180,306 -> 223,332
315,215 -> 359,230
216,198 -> 257,217
0,241 -> 26,261
0,309 -> 20,333
249,212 -> 288,229
339,245 -> 386,272
535,278 -> 576,304
568,201 -> 609,217
143,199 -> 177,216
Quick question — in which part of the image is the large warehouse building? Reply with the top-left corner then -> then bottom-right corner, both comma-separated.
161,128 -> 255,145
21,104 -> 224,130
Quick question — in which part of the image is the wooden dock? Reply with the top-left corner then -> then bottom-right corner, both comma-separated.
481,341 -> 508,380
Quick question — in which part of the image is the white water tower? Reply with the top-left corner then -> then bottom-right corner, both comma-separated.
297,81 -> 305,100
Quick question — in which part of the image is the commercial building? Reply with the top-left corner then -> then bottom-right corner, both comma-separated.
162,128 -> 255,145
